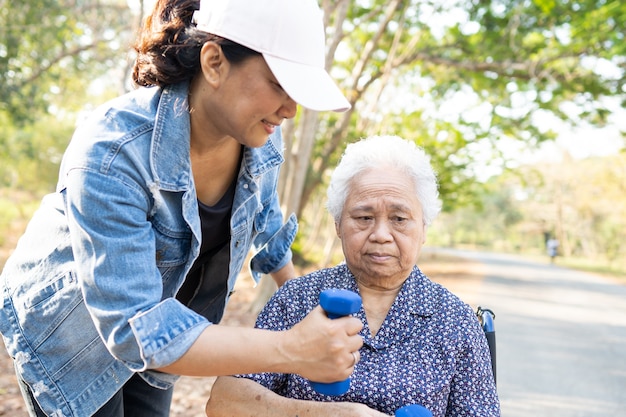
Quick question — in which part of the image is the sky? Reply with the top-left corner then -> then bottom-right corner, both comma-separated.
465,93 -> 626,182
469,122 -> 624,181
531,124 -> 624,162
519,102 -> 626,164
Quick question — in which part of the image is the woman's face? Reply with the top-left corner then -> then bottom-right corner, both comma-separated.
336,166 -> 426,289
191,44 -> 297,148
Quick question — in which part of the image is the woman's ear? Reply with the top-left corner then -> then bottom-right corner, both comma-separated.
335,221 -> 341,239
199,42 -> 225,87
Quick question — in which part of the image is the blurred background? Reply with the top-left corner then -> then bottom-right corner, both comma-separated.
1,0 -> 624,276
1,1 -> 625,416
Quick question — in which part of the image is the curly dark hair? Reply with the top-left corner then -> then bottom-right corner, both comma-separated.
132,0 -> 260,87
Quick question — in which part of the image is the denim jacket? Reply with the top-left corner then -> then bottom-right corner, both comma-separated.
0,82 -> 297,417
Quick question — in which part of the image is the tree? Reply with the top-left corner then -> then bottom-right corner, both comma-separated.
1,0 -> 624,301
258,0 -> 626,306
279,0 -> 625,220
0,0 -> 141,190
427,150 -> 626,274
0,0 -> 136,124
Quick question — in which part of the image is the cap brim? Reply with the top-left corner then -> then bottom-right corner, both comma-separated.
264,55 -> 351,113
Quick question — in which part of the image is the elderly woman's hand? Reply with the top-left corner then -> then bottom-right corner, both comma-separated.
206,376 -> 391,417
278,305 -> 363,382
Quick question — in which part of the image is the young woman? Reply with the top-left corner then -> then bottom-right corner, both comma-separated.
0,0 -> 362,416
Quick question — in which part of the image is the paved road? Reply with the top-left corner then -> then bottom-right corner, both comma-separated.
428,248 -> 626,417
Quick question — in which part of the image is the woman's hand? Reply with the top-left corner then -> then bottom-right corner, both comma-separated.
275,305 -> 363,382
206,376 -> 390,417
158,305 -> 362,381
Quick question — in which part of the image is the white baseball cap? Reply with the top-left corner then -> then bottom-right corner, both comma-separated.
192,0 -> 351,112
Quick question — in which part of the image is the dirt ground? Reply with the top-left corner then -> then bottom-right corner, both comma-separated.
0,252 -> 483,416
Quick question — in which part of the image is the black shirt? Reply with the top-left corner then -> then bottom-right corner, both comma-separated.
176,179 -> 236,323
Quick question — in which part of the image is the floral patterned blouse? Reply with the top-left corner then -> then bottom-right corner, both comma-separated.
238,263 -> 501,417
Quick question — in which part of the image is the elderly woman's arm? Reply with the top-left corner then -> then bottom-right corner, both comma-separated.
205,376 -> 390,417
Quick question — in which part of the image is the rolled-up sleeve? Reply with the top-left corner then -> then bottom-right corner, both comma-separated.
129,298 -> 210,369
250,210 -> 298,276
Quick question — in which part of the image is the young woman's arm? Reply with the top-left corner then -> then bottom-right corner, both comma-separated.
157,305 -> 363,382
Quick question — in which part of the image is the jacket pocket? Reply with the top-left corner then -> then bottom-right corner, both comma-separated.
17,270 -> 85,352
22,270 -> 78,310
152,224 -> 191,268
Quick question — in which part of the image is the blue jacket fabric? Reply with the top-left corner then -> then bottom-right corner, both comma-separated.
0,82 -> 297,417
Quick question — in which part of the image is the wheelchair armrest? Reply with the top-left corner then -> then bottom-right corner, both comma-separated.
476,306 -> 497,385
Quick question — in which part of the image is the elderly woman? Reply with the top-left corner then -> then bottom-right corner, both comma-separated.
205,135 -> 500,417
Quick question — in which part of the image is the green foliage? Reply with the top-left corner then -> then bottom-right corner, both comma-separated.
0,111 -> 75,192
431,153 -> 626,272
0,0 -> 136,193
1,0 -> 624,273
0,0 -> 134,126
0,190 -> 42,250
300,0 -> 625,217
428,176 -> 526,251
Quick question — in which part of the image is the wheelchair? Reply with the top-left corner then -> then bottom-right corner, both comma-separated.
395,308 -> 497,417
476,306 -> 497,385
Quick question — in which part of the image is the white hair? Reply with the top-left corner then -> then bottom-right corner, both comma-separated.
326,135 -> 442,225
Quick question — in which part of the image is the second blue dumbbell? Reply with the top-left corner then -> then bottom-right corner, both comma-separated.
395,404 -> 433,417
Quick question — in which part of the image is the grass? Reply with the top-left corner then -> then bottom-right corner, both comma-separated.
553,257 -> 626,280
476,248 -> 626,281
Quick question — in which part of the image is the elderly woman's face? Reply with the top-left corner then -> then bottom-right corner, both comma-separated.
336,167 -> 426,287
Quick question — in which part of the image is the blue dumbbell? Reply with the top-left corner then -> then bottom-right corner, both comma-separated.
309,289 -> 362,396
395,404 -> 433,417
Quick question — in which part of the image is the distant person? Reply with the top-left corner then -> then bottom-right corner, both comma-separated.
0,1 -> 362,416
205,136 -> 501,417
547,237 -> 560,263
